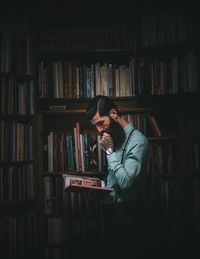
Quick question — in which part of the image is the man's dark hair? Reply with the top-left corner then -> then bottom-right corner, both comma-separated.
86,95 -> 119,120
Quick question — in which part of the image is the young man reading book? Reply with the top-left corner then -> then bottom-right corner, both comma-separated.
86,95 -> 149,258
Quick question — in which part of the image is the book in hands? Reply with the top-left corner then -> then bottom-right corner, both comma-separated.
63,174 -> 113,193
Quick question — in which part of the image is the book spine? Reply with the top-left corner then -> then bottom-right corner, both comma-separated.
73,127 -> 79,172
75,122 -> 83,172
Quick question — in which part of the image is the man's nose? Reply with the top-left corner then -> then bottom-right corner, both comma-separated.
96,125 -> 104,133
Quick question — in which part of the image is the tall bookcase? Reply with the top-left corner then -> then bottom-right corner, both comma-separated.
35,5 -> 200,259
35,107 -> 106,258
0,25 -> 36,259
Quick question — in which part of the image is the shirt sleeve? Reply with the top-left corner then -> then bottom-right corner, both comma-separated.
106,136 -> 149,190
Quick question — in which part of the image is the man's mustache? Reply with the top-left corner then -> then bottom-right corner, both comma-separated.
100,129 -> 112,135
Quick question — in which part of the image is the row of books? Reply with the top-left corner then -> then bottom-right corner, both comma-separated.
47,213 -> 104,245
0,78 -> 34,115
141,11 -> 200,47
44,113 -> 163,173
0,164 -> 34,203
0,213 -> 36,258
44,175 -> 67,214
47,217 -> 67,244
0,121 -> 34,162
38,49 -> 199,99
39,11 -> 200,51
39,11 -> 199,52
148,142 -> 178,175
146,177 -> 181,213
38,60 -> 135,99
44,122 -> 106,173
0,29 -> 33,75
45,183 -> 106,243
122,113 -> 162,137
68,214 -> 105,242
137,51 -> 199,95
44,174 -> 110,215
39,25 -> 135,52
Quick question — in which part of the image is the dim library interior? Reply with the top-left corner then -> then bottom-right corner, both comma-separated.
0,1 -> 200,259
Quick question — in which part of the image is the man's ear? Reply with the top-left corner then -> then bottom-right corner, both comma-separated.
109,109 -> 118,120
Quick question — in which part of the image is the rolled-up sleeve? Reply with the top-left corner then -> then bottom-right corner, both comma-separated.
106,136 -> 149,190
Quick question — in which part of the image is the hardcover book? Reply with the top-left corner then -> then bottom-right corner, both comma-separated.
63,174 -> 113,193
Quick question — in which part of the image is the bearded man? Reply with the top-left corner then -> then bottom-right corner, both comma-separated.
86,95 -> 149,258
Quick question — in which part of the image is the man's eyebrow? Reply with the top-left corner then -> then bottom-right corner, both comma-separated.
92,119 -> 103,125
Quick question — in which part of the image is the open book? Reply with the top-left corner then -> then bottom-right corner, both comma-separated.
63,174 -> 113,193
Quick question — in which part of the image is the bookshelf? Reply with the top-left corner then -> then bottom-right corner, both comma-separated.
0,25 -> 36,259
35,98 -> 184,259
35,4 -> 200,259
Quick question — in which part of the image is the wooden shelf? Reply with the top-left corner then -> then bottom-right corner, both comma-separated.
0,159 -> 35,166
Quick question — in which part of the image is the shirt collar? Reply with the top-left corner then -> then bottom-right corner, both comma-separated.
124,122 -> 135,136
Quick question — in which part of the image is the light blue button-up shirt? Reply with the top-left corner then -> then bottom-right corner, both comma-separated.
105,122 -> 149,204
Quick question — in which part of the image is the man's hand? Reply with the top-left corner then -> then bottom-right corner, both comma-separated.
100,133 -> 114,154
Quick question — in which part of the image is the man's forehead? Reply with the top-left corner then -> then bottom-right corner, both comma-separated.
91,112 -> 105,125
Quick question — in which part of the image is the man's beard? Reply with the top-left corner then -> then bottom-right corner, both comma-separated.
105,117 -> 126,150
